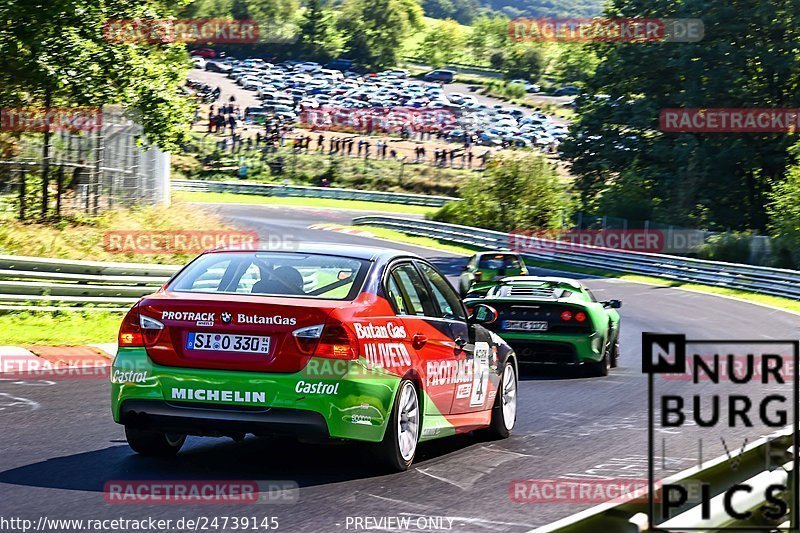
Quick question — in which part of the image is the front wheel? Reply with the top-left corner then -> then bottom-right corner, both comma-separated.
125,426 -> 186,457
377,380 -> 420,471
485,361 -> 517,439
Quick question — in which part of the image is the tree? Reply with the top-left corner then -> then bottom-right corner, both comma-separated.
501,44 -> 544,81
337,0 -> 424,68
768,150 -> 800,266
432,152 -> 572,232
297,0 -> 342,60
551,44 -> 600,85
561,0 -> 800,231
417,19 -> 466,67
467,14 -> 510,64
0,0 -> 194,217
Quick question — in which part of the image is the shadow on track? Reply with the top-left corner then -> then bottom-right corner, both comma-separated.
0,431 -> 490,493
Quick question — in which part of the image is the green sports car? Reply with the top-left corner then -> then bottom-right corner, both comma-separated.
458,252 -> 528,297
463,276 -> 621,376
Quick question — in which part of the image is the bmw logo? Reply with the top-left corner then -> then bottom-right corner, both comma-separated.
221,312 -> 232,324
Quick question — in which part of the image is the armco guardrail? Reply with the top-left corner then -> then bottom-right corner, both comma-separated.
352,216 -> 800,300
0,255 -> 179,311
172,180 -> 458,207
531,429 -> 795,532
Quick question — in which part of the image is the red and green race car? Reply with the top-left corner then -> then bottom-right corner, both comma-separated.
111,245 -> 518,471
463,276 -> 621,376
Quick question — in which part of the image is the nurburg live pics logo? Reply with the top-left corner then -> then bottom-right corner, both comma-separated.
642,332 -> 800,531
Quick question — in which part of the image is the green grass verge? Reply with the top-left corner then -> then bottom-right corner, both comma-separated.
1,311 -> 124,345
175,191 -> 440,216
354,224 -> 800,313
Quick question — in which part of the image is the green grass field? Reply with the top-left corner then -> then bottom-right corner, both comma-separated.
1,311 -> 124,345
174,191 -> 440,215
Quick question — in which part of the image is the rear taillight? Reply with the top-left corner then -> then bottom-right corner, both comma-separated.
118,308 -> 143,347
292,324 -> 324,355
560,310 -> 573,321
140,314 -> 164,345
292,321 -> 357,360
118,308 -> 163,347
575,312 -> 587,323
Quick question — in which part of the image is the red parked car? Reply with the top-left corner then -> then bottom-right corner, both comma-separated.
189,48 -> 217,58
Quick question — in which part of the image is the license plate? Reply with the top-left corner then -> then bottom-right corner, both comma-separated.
503,320 -> 548,332
186,332 -> 271,354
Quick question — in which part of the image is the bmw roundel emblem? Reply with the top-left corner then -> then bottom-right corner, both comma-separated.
221,312 -> 232,324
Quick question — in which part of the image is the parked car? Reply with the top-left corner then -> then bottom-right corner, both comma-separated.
205,61 -> 231,73
423,70 -> 455,83
554,85 -> 581,96
509,79 -> 541,93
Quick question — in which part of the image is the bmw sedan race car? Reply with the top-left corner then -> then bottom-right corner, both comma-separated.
464,276 -> 621,376
111,245 -> 517,471
458,252 -> 527,296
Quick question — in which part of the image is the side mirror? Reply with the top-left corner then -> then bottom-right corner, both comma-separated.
603,299 -> 622,309
469,303 -> 498,325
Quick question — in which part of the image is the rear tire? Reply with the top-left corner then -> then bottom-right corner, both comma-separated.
125,426 -> 186,457
377,380 -> 420,472
610,334 -> 619,368
585,341 -> 611,377
485,361 -> 517,439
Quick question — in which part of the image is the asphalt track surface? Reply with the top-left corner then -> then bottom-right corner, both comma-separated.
1,203 -> 799,533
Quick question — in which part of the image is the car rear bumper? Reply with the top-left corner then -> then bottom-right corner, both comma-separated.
111,347 -> 401,443
120,399 -> 330,441
500,332 -> 602,364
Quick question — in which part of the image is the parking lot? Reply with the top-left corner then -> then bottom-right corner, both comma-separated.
186,57 -> 569,169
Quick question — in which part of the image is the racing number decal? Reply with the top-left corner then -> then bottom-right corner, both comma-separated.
470,342 -> 491,407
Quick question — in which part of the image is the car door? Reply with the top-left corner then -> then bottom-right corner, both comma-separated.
415,261 -> 497,414
413,261 -> 496,414
386,261 -> 459,416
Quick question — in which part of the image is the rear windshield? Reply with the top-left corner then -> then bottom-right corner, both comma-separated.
478,254 -> 522,269
169,252 -> 370,300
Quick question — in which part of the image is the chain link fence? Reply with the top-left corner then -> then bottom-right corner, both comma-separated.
0,107 -> 170,219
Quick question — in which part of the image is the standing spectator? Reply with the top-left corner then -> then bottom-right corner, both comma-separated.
208,110 -> 214,132
317,134 -> 325,151
228,114 -> 236,136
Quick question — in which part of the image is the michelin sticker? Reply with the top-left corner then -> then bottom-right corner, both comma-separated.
470,342 -> 491,407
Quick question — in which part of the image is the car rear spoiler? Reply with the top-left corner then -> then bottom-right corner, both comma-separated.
465,276 -> 582,299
